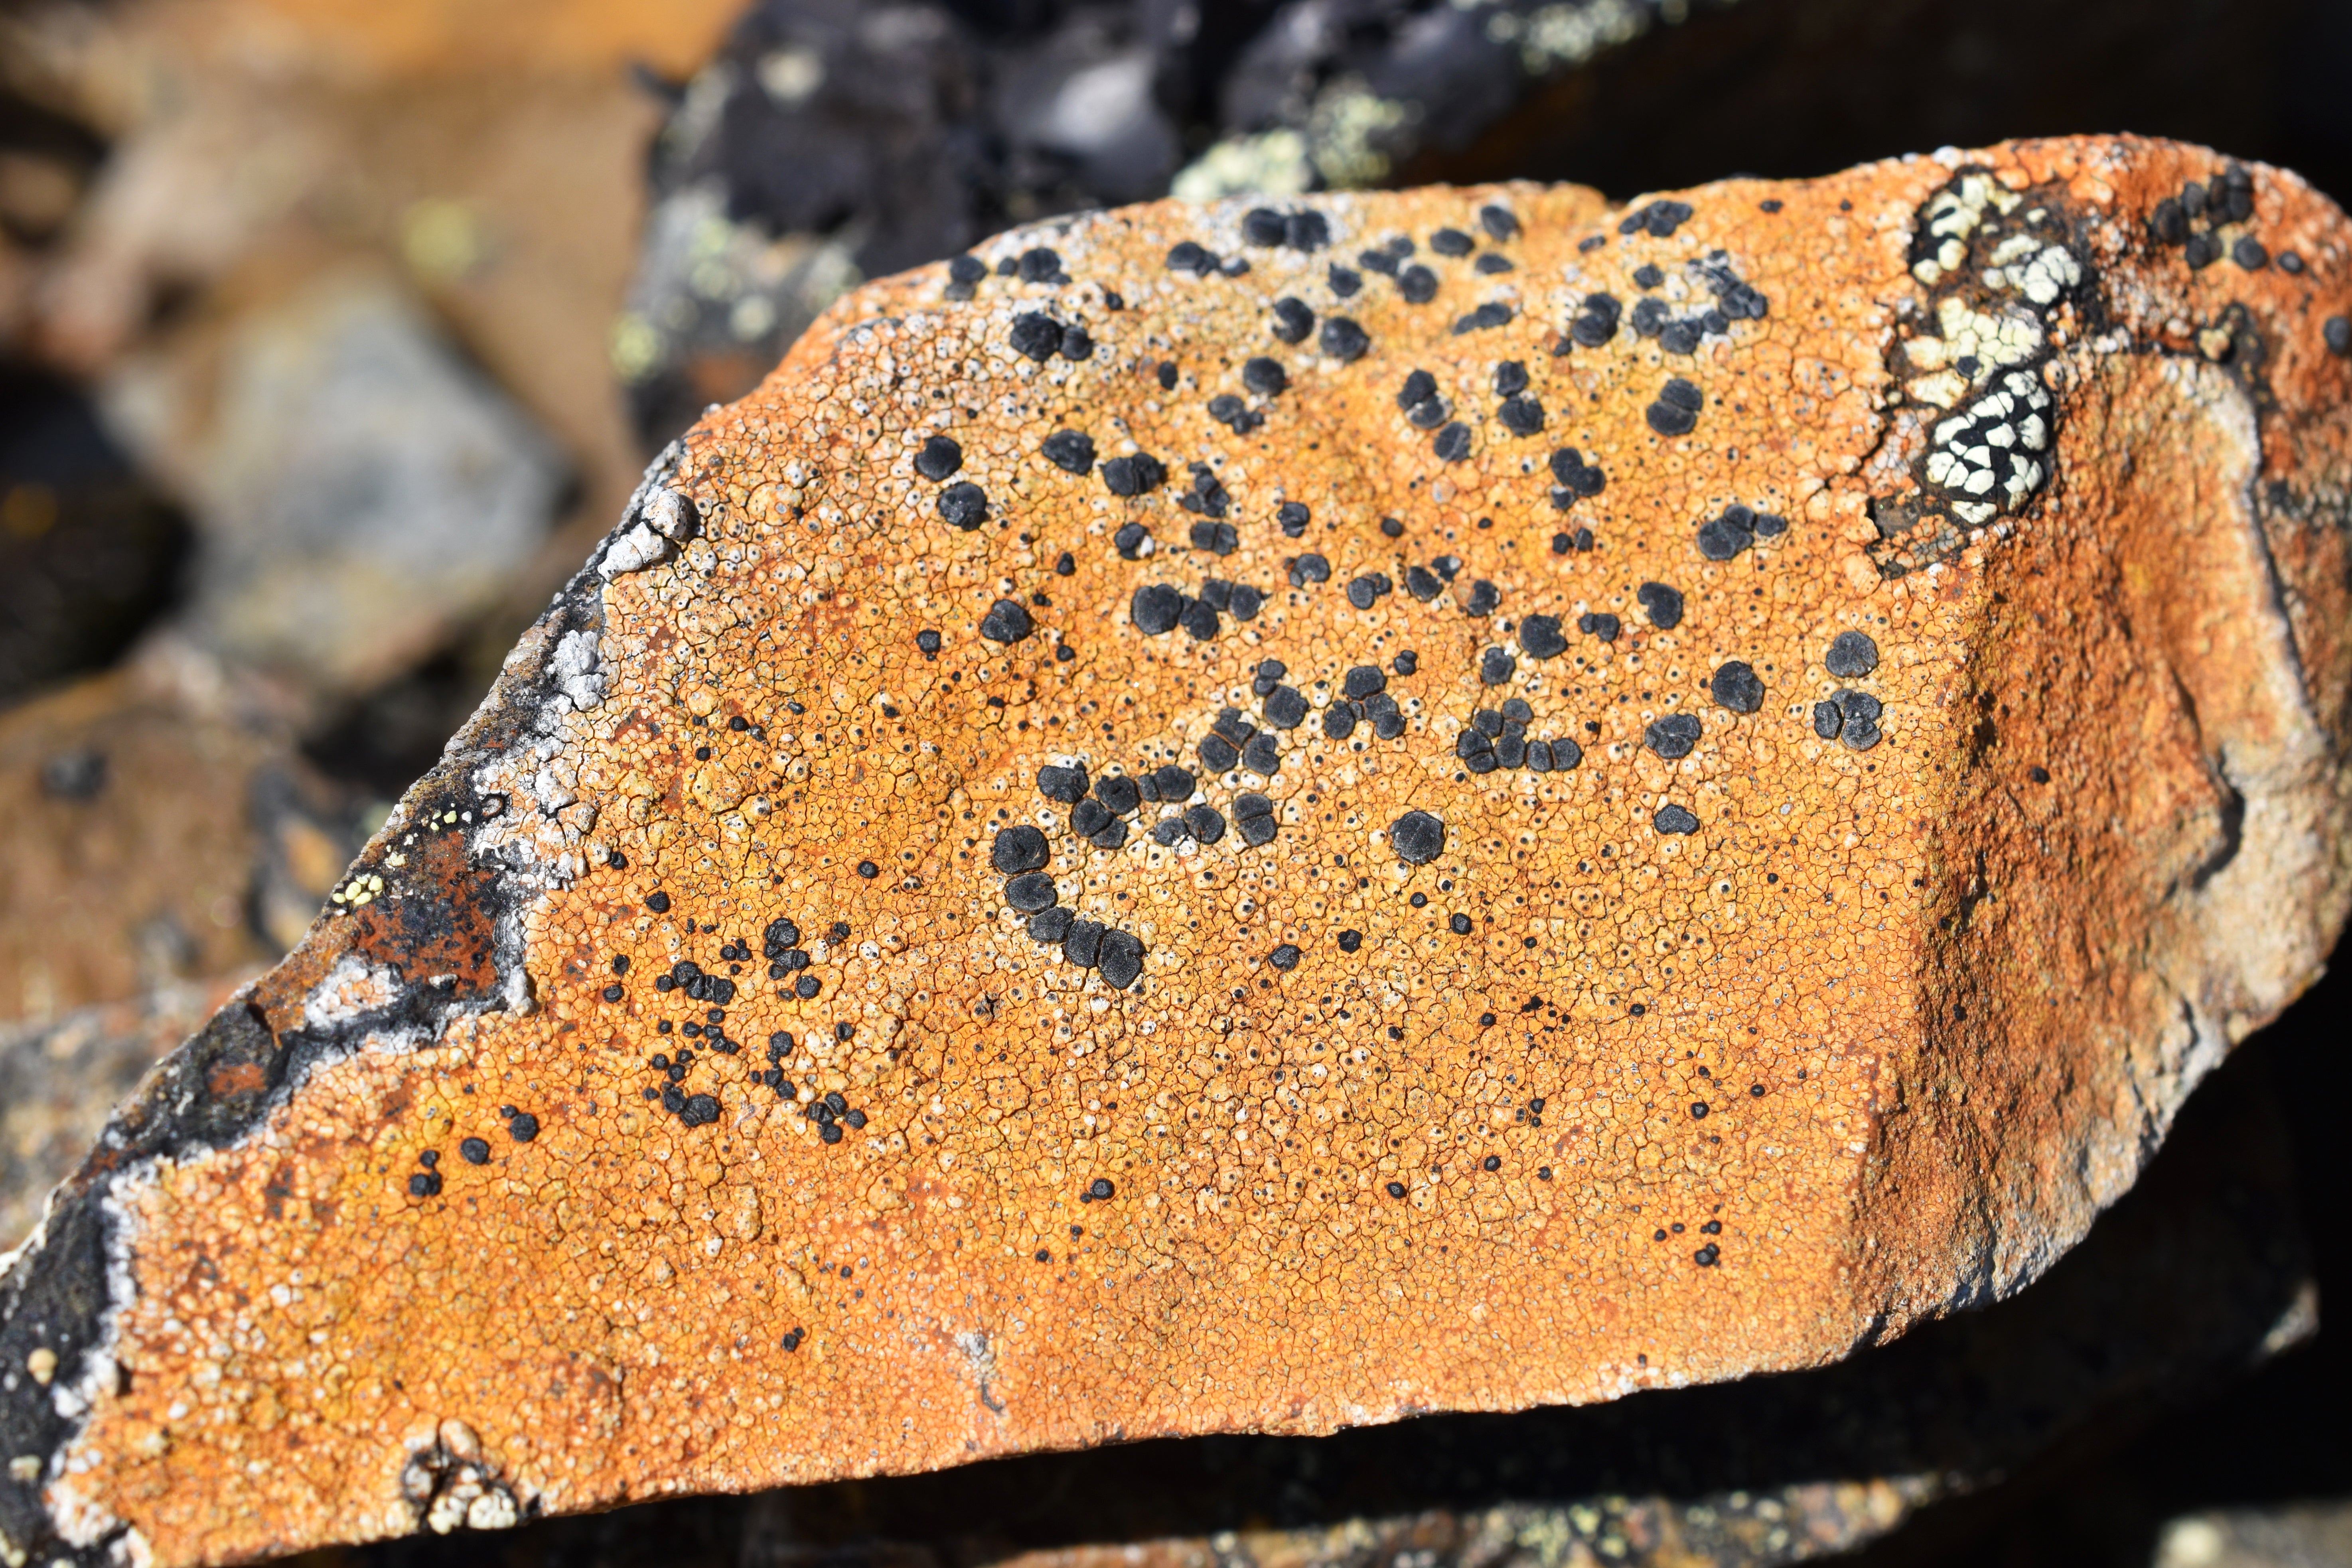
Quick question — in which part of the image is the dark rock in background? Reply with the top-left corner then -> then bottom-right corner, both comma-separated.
0,367 -> 189,707
619,0 -> 2348,448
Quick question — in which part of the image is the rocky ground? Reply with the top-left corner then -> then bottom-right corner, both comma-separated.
1,2 -> 2348,1566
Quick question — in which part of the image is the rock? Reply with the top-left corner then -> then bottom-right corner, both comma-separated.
2154,1501 -> 2352,1568
0,976 -> 255,1253
0,366 -> 190,708
100,268 -> 569,694
1,138 -> 2347,1566
619,0 -> 2327,445
0,665 -> 358,1025
5,0 -> 748,690
53,1018 -> 2304,1568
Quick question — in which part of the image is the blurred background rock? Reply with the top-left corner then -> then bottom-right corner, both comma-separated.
1,0 -> 2349,1563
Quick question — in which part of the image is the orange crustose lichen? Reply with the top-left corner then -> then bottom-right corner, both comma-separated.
2,136 -> 2348,1568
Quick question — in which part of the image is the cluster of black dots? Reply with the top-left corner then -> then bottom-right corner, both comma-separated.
1561,256 -> 1770,365
988,820 -> 1146,989
1694,502 -> 1789,560
1176,462 -> 1230,518
1652,1215 -> 1728,1267
1392,553 -> 1496,614
404,1107 -> 539,1197
1811,631 -> 1884,750
1548,446 -> 1606,516
1198,703 -> 1280,785
1130,577 -> 1267,642
802,1086 -> 866,1141
643,1047 -> 722,1126
759,917 -> 823,995
1169,204 -> 1334,278
2149,164 -> 2270,273
944,244 -> 1077,298
597,896 -> 850,1127
1618,199 -> 1695,239
1316,663 -> 1408,742
2144,165 -> 2352,357
1206,355 -> 1288,434
1454,700 -> 1584,775
1323,203 -> 1521,304
1037,760 -> 1227,850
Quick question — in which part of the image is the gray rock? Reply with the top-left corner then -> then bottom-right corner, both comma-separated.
100,269 -> 566,696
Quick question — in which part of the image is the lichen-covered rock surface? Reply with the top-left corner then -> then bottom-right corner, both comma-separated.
2,135 -> 2347,1568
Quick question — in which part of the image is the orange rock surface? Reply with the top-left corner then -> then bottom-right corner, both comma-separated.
3,136 -> 2348,1567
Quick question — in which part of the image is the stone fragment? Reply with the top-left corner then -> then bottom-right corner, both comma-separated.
101,269 -> 568,694
10,0 -> 745,655
2154,1501 -> 2352,1568
1,138 -> 2349,1566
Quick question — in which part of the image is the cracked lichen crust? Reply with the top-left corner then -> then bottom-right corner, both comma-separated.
2,136 -> 2348,1567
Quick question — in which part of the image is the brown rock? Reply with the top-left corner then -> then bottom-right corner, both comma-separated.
0,666 -> 351,1023
1,136 -> 2347,1566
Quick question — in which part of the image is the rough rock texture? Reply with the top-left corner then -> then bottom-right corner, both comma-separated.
1,137 -> 2348,1567
0,978 -> 257,1254
201,1034 -> 2326,1568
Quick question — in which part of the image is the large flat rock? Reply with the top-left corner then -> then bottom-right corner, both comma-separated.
3,136 -> 2348,1567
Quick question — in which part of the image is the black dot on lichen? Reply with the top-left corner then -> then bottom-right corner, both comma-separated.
979,599 -> 1035,643
992,824 -> 1049,873
914,435 -> 963,481
1825,630 -> 1879,677
1320,317 -> 1370,362
1390,809 -> 1446,865
1711,661 -> 1764,713
938,481 -> 988,530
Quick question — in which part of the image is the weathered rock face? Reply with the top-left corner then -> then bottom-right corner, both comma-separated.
1,136 -> 2346,1567
0,978 -> 256,1254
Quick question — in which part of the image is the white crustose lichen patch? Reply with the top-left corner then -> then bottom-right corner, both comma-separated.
1898,171 -> 2083,530
1922,368 -> 2054,524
